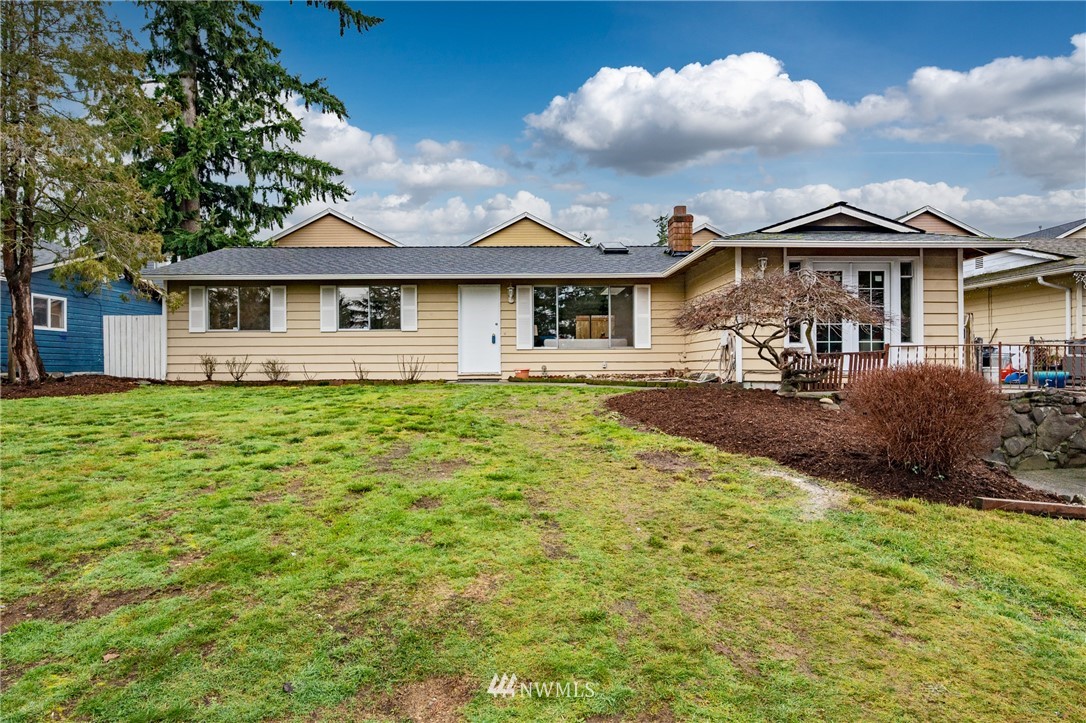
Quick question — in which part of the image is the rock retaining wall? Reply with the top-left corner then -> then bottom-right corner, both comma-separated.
988,390 -> 1086,470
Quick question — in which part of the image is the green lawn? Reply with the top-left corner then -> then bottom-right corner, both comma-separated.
2,383 -> 1084,722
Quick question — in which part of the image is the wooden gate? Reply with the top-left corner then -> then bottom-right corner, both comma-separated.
103,315 -> 164,379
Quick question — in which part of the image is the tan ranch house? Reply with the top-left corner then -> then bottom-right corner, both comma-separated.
146,202 -> 1021,385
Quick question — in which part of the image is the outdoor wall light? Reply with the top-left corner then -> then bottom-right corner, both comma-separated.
757,256 -> 769,278
507,286 -> 515,303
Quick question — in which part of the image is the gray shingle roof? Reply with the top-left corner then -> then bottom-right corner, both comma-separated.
1016,219 -> 1086,241
145,245 -> 686,280
1023,238 -> 1086,258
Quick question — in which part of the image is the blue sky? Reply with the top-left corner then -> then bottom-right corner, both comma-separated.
114,1 -> 1086,243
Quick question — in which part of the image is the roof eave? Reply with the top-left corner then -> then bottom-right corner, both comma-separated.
142,271 -> 671,282
964,261 -> 1086,290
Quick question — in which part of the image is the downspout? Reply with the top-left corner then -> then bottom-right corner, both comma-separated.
1036,276 -> 1072,340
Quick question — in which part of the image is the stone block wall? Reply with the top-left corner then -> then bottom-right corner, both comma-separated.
988,390 -> 1086,470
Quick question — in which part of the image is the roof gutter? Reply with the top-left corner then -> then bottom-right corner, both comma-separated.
141,271 -> 672,282
1036,275 -> 1073,340
964,262 -> 1086,290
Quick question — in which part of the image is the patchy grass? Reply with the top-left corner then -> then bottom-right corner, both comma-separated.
1,383 -> 1084,722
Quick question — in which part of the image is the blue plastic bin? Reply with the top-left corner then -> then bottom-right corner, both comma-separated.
1033,371 -> 1068,388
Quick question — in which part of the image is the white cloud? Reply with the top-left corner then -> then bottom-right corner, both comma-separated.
286,96 -> 398,177
524,37 -> 1086,188
572,191 -> 615,207
556,204 -> 609,232
286,97 -> 507,195
864,34 -> 1086,188
367,159 -> 508,194
689,179 -> 1086,236
415,138 -> 468,161
525,54 -> 850,174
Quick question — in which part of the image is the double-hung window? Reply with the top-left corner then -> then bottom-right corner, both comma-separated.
32,294 -> 66,331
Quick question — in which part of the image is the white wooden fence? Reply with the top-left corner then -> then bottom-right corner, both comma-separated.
103,315 -> 164,379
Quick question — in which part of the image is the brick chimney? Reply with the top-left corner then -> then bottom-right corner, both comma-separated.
667,205 -> 693,255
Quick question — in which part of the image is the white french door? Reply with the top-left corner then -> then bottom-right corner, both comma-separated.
810,262 -> 890,354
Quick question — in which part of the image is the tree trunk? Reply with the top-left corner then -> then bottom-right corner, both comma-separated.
3,243 -> 45,384
179,34 -> 200,235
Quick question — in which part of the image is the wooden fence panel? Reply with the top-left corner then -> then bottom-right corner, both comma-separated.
103,315 -> 164,379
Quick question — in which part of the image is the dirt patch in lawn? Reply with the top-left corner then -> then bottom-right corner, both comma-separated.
370,442 -> 469,481
411,495 -> 443,510
394,676 -> 476,723
607,387 -> 1059,507
1,584 -> 184,633
321,675 -> 476,723
525,491 -> 569,559
1,375 -> 141,400
636,450 -> 713,482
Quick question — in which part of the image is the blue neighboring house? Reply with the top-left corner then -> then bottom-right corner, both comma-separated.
1,245 -> 161,375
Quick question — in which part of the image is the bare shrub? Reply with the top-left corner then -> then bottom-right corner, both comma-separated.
847,364 -> 1003,477
352,360 -> 369,381
224,356 -> 252,382
260,358 -> 289,382
397,355 -> 426,382
198,355 -> 217,381
300,364 -> 317,382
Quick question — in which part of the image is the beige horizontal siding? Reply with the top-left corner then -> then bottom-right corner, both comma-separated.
470,218 -> 580,247
904,211 -> 975,236
966,276 -> 1074,343
692,228 -> 721,247
682,247 -> 736,373
922,249 -> 960,346
273,215 -> 395,247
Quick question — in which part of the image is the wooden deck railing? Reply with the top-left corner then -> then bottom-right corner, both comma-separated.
793,341 -> 1086,391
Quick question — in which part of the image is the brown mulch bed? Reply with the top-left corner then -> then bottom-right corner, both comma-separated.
606,386 -> 1060,507
0,375 -> 141,400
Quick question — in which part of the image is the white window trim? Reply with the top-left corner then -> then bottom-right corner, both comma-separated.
334,285 -> 407,332
525,284 -> 643,351
32,293 -> 67,332
205,286 -> 273,333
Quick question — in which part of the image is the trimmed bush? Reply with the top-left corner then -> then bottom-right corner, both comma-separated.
847,364 -> 1003,477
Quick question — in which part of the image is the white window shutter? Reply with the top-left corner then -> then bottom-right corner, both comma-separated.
188,286 -> 206,333
270,286 -> 287,332
320,285 -> 337,332
400,285 -> 418,331
633,284 -> 652,349
516,285 -> 533,350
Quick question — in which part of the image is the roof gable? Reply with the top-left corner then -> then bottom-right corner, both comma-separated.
462,213 -> 587,247
270,209 -> 401,248
897,206 -> 988,237
759,201 -> 922,234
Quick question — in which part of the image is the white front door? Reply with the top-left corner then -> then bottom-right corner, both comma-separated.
458,285 -> 502,374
